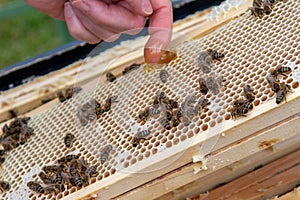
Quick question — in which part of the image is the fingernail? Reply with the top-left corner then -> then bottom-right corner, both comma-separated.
64,2 -> 74,18
71,0 -> 89,12
144,48 -> 162,63
142,0 -> 153,15
144,38 -> 165,63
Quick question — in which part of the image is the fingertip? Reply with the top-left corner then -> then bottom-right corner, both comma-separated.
144,47 -> 163,64
144,28 -> 172,64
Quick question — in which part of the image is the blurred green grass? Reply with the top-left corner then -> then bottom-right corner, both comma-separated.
0,1 -> 74,69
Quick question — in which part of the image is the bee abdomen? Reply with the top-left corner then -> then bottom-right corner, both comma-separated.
159,117 -> 171,130
148,108 -> 160,117
137,130 -> 151,139
86,165 -> 98,177
0,181 -> 10,193
276,90 -> 285,104
100,145 -> 113,164
64,133 -> 75,148
159,69 -> 169,83
27,181 -> 44,194
106,71 -> 116,82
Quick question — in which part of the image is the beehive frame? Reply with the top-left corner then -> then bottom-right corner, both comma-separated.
1,0 -> 300,199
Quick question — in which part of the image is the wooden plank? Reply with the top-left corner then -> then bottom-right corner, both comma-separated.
187,149 -> 300,200
114,113 -> 300,200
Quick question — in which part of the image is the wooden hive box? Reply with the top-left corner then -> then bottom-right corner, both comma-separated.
0,0 -> 299,199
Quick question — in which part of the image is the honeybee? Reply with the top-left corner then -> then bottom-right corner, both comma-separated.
148,107 -> 160,117
2,124 -> 10,135
95,100 -> 104,117
276,83 -> 293,104
55,172 -> 63,185
44,184 -> 60,194
0,157 -> 5,165
122,63 -> 140,75
152,97 -> 160,109
39,172 -> 54,185
174,106 -> 182,118
0,149 -> 5,157
27,181 -> 45,194
198,51 -> 212,73
231,105 -> 249,120
71,171 -> 84,187
195,97 -> 210,114
270,66 -> 292,78
80,172 -> 90,185
267,74 -> 280,92
171,113 -> 181,127
159,117 -> 171,130
160,102 -> 173,121
56,89 -> 66,103
131,130 -> 151,147
65,86 -> 82,99
183,95 -> 197,107
185,107 -> 197,119
77,110 -> 88,126
78,157 -> 88,172
206,76 -> 220,95
69,159 -> 80,173
207,49 -> 225,62
65,154 -> 79,162
156,91 -> 167,104
199,77 -> 209,95
77,100 -> 98,126
0,136 -> 18,151
182,116 -> 191,126
58,154 -> 79,164
102,95 -> 118,112
169,99 -> 179,109
64,133 -> 75,148
0,181 -> 10,193
263,0 -> 273,14
251,6 -> 265,18
106,71 -> 116,82
138,108 -> 150,122
9,110 -> 17,118
253,0 -> 263,7
198,97 -> 210,108
86,165 -> 98,178
216,75 -> 226,88
42,165 -> 60,174
159,69 -> 169,83
100,145 -> 113,164
56,184 -> 65,192
243,84 -> 255,102
234,99 -> 254,110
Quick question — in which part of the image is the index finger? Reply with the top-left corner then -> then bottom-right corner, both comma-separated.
144,0 -> 173,63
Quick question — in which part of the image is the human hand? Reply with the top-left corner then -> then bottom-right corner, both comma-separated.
64,0 -> 173,63
25,0 -> 173,63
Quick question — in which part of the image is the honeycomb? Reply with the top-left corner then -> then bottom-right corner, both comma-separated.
1,0 -> 299,199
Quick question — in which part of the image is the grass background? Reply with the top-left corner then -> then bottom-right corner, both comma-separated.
0,0 -> 74,69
